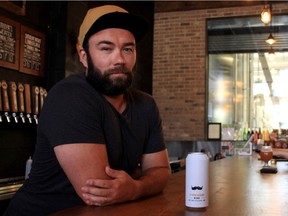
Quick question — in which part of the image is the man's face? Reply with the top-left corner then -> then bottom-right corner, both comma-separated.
84,28 -> 137,96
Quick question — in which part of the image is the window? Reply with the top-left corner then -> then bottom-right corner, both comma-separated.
207,15 -> 288,134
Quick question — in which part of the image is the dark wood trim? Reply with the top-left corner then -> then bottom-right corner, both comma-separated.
154,1 -> 281,13
0,1 -> 26,16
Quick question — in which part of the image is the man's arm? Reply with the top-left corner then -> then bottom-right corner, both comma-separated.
81,149 -> 171,206
54,144 -> 111,201
132,149 -> 171,200
272,148 -> 288,159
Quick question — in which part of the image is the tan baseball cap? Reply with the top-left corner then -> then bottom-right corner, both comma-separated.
77,5 -> 149,47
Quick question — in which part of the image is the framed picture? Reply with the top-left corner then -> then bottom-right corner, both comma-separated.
0,16 -> 20,70
19,25 -> 45,76
207,122 -> 221,140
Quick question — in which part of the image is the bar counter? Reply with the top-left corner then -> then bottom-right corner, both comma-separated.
51,153 -> 288,216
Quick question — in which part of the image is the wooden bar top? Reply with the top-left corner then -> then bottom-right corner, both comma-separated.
51,153 -> 288,216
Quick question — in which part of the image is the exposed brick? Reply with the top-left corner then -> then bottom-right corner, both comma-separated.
153,3 -> 288,141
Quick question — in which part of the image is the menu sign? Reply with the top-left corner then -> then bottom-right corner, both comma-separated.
0,16 -> 20,70
20,25 -> 45,76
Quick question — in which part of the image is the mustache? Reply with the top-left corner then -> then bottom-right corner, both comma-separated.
191,186 -> 203,190
105,67 -> 131,76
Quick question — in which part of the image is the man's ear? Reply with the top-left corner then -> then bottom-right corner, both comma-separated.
76,43 -> 88,68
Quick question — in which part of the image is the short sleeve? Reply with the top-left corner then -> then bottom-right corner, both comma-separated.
38,77 -> 106,147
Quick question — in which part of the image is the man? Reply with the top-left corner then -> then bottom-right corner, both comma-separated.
5,5 -> 171,215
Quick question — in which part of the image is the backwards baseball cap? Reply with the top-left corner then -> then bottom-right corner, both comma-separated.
78,5 -> 149,48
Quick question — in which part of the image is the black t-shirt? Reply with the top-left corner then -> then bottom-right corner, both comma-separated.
5,74 -> 165,215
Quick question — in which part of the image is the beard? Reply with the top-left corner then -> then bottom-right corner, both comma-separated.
85,53 -> 133,96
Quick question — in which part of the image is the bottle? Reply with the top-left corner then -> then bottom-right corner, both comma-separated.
253,129 -> 258,151
262,129 -> 265,141
247,128 -> 251,139
185,152 -> 209,209
264,129 -> 270,141
251,129 -> 254,138
243,128 -> 248,141
258,128 -> 262,140
254,129 -> 258,143
25,156 -> 33,179
238,128 -> 243,141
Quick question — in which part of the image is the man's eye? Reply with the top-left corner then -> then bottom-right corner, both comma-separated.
124,47 -> 134,53
101,47 -> 111,51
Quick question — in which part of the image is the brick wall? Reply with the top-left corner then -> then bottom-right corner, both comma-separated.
153,3 -> 288,141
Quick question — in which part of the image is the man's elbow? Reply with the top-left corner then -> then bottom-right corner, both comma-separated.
162,166 -> 172,187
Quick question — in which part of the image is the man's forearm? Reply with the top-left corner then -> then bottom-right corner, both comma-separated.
273,148 -> 288,159
132,166 -> 171,200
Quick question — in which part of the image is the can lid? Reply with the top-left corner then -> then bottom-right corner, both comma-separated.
187,152 -> 209,160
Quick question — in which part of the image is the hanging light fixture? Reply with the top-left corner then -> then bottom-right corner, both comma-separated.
264,3 -> 276,46
266,33 -> 276,45
261,4 -> 271,25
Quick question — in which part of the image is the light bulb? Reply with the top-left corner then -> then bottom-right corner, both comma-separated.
261,6 -> 271,25
266,33 -> 276,45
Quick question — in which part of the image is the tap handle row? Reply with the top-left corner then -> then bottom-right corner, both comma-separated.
0,80 -> 47,124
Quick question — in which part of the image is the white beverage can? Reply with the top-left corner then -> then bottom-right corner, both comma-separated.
185,152 -> 209,209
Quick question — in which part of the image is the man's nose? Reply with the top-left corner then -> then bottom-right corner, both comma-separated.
114,50 -> 125,65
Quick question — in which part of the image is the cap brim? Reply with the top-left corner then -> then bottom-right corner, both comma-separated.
83,12 -> 149,46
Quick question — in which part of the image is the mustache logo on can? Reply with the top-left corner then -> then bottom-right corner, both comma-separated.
191,186 -> 203,190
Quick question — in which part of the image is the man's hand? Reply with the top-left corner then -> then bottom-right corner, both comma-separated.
81,166 -> 137,206
81,150 -> 171,206
272,148 -> 288,159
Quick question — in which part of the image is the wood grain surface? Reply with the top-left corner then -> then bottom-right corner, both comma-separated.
51,153 -> 288,216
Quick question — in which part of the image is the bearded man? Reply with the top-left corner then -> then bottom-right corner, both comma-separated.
4,5 -> 171,215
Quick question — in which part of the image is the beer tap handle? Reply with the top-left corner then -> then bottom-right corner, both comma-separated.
1,80 -> 11,123
39,87 -> 44,114
12,113 -> 18,123
4,112 -> 11,123
24,84 -> 33,124
43,89 -> 47,99
18,83 -> 26,123
31,86 -> 39,124
33,114 -> 38,125
9,81 -> 19,123
19,112 -> 25,123
27,113 -> 33,124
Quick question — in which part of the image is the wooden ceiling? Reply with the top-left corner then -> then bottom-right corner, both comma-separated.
154,1 -> 283,13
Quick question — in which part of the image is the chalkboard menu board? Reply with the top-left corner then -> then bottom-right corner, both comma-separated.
0,16 -> 20,70
19,25 -> 45,76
